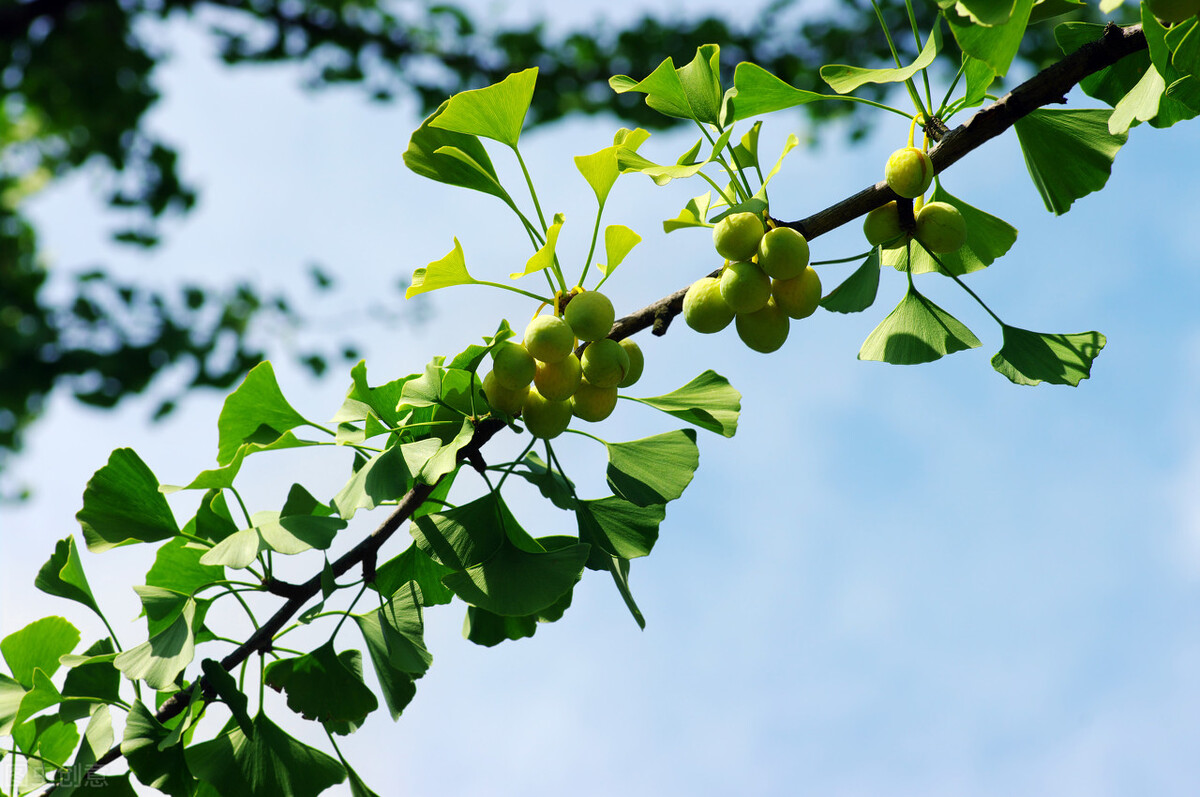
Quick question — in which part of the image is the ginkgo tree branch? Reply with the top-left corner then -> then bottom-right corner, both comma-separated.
55,20 -> 1148,792
610,22 -> 1147,341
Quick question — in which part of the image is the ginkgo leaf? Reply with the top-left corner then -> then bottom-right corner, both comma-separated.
597,225 -> 642,277
512,213 -> 565,278
406,238 -> 480,298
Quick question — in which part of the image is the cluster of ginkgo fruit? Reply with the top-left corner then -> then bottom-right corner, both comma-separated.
863,146 -> 967,253
482,290 -> 644,439
682,213 -> 821,353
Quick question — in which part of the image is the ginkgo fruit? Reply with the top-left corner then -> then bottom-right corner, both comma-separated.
564,290 -> 615,342
735,298 -> 790,353
756,227 -> 810,280
719,260 -> 772,314
522,386 -> 572,439
571,379 -> 619,422
580,338 -> 629,388
712,212 -> 765,262
523,315 -> 575,363
863,200 -> 904,246
534,353 -> 582,401
617,339 -> 644,388
885,147 -> 934,198
771,267 -> 822,319
915,201 -> 967,253
483,371 -> 529,416
683,277 -> 735,333
490,340 -> 536,390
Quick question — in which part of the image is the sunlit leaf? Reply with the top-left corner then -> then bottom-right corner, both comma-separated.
1108,64 -> 1166,134
821,247 -> 882,313
610,45 -> 724,125
598,225 -> 642,277
77,448 -> 179,552
403,101 -> 515,208
949,0 -> 1034,76
265,643 -> 378,727
624,371 -> 740,437
616,128 -> 734,186
605,429 -> 699,506
512,213 -> 565,278
1013,108 -> 1126,214
858,284 -> 981,364
728,62 -> 828,119
185,712 -> 345,797
956,0 -> 1019,25
1,616 -> 79,689
663,192 -> 714,233
429,67 -> 537,147
576,497 -> 665,560
822,21 -> 942,92
991,326 -> 1106,386
406,238 -> 480,298
35,537 -> 100,617
114,601 -> 197,690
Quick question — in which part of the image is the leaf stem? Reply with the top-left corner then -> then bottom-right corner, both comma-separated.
812,250 -> 874,265
905,0 -> 936,114
920,243 -> 1006,325
579,202 -> 605,287
512,145 -> 548,232
872,0 -> 929,120
472,280 -> 554,304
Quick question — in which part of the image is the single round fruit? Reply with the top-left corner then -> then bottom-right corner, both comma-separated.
915,201 -> 967,253
571,380 -> 619,422
735,298 -> 789,353
683,277 -> 735,333
863,201 -> 904,246
756,227 -> 810,280
712,212 -> 765,262
1145,0 -> 1200,22
533,353 -> 582,401
771,267 -> 822,319
564,290 -> 615,342
483,371 -> 529,416
719,260 -> 772,314
885,147 -> 934,199
490,340 -> 535,390
522,387 -> 572,439
523,315 -> 574,363
580,338 -> 629,388
617,339 -> 644,388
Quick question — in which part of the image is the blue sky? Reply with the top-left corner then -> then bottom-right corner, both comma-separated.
3,3 -> 1200,795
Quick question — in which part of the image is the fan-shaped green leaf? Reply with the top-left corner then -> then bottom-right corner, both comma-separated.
264,643 -> 378,727
611,45 -> 723,124
1014,108 -> 1127,214
729,63 -> 828,119
949,0 -> 1033,76
406,238 -> 480,299
77,448 -> 179,552
1,616 -> 79,689
113,601 -> 197,690
185,712 -> 345,797
822,247 -> 882,313
858,285 -> 981,364
598,225 -> 642,277
35,537 -> 99,616
512,213 -> 565,278
991,326 -> 1106,386
576,498 -> 665,560
605,429 -> 699,506
430,68 -> 537,147
822,21 -> 942,92
663,192 -> 715,233
623,371 -> 740,437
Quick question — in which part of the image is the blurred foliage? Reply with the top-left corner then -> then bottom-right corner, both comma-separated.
0,0 -> 1112,479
